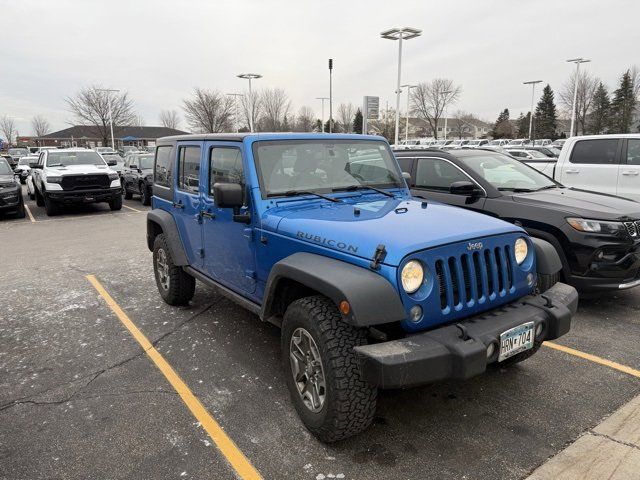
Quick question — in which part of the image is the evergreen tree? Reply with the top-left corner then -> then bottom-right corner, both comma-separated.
353,108 -> 363,134
516,112 -> 531,138
491,108 -> 513,138
534,84 -> 557,139
315,119 -> 323,132
282,115 -> 291,132
590,82 -> 610,134
610,70 -> 637,133
324,119 -> 338,133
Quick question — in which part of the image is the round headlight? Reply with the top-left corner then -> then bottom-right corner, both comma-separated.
401,260 -> 424,293
514,237 -> 528,265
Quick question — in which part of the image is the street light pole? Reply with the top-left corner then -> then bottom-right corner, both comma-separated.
400,84 -> 416,143
226,93 -> 244,133
316,97 -> 329,132
566,58 -> 591,137
381,27 -> 421,146
523,80 -> 542,141
97,88 -> 119,149
237,73 -> 262,132
328,59 -> 333,133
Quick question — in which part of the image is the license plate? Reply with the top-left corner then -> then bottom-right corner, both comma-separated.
498,322 -> 534,362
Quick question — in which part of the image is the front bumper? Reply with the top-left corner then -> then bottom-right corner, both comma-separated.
355,282 -> 578,388
46,187 -> 121,204
0,188 -> 22,210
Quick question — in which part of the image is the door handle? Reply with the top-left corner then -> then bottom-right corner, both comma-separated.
201,210 -> 215,219
172,202 -> 184,209
622,171 -> 639,176
565,169 -> 580,174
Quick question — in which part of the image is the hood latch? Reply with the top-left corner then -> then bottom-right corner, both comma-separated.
370,244 -> 387,270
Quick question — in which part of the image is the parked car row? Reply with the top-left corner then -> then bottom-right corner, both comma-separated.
394,137 -> 566,151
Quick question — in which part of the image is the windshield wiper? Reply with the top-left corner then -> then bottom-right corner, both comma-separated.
535,185 -> 558,191
498,187 -> 536,192
273,190 -> 341,203
332,184 -> 395,198
48,163 -> 64,167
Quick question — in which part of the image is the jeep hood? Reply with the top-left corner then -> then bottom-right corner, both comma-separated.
263,196 -> 522,266
46,164 -> 113,175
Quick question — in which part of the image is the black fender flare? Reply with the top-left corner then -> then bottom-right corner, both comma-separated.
146,209 -> 189,266
531,237 -> 563,275
261,252 -> 406,327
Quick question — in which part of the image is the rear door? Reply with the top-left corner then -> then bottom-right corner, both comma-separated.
557,138 -> 621,195
618,138 -> 640,202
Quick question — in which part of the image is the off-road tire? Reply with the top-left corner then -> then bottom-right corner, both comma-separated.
43,193 -> 59,216
28,188 -> 35,200
281,295 -> 377,442
123,181 -> 132,200
536,271 -> 560,293
140,183 -> 151,206
109,194 -> 123,211
498,340 -> 542,367
35,187 -> 44,206
152,234 -> 195,306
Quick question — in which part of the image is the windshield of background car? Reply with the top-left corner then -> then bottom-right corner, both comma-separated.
138,155 -> 154,169
254,140 -> 403,196
0,159 -> 12,174
460,153 -> 557,191
18,158 -> 32,165
46,151 -> 105,167
9,148 -> 28,156
526,150 -> 550,159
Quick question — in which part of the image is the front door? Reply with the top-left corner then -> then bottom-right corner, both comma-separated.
201,143 -> 256,294
617,138 -> 640,202
172,142 -> 204,269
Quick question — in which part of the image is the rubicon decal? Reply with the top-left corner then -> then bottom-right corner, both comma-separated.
296,231 -> 358,254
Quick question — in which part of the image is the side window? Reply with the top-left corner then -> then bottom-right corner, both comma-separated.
626,139 -> 640,165
154,146 -> 175,188
209,147 -> 244,194
396,157 -> 413,174
415,158 -> 470,191
177,146 -> 201,193
570,139 -> 619,165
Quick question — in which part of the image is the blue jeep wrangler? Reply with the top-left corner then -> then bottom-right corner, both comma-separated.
146,133 -> 578,442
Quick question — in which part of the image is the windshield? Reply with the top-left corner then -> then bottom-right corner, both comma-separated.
46,151 -> 105,167
137,154 -> 154,169
525,150 -> 550,159
18,157 -> 33,165
0,159 -> 12,174
459,152 -> 557,192
9,148 -> 28,156
254,140 -> 403,196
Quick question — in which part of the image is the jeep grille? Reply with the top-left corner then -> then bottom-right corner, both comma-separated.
435,246 -> 514,313
624,221 -> 640,237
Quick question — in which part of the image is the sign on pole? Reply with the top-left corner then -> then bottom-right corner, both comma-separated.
362,96 -> 379,135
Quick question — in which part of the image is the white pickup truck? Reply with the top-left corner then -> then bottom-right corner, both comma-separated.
521,134 -> 640,202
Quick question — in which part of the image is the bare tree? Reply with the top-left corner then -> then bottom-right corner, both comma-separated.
241,90 -> 262,132
66,86 -> 136,146
0,115 -> 16,144
258,88 -> 291,131
159,110 -> 180,130
183,88 -> 234,133
559,70 -> 599,135
295,106 -> 315,132
337,103 -> 355,133
131,115 -> 145,127
451,110 -> 478,139
411,79 -> 462,139
629,65 -> 640,100
31,115 -> 50,138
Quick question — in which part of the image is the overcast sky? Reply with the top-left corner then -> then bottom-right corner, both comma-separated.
1,0 -> 638,136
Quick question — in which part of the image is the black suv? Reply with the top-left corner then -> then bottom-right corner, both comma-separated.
122,152 -> 154,205
0,157 -> 25,218
395,148 -> 640,292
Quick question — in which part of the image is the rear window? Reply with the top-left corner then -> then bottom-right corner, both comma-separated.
177,146 -> 201,193
570,139 -> 619,165
154,146 -> 175,188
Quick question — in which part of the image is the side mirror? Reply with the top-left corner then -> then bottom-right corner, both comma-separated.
213,182 -> 243,208
402,171 -> 412,185
449,180 -> 479,196
129,164 -> 138,170
106,159 -> 117,166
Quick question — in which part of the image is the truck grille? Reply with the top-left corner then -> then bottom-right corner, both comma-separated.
624,221 -> 640,237
60,174 -> 110,191
435,246 -> 515,313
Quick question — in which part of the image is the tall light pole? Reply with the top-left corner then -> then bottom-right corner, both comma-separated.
441,90 -> 452,140
237,73 -> 262,132
566,58 -> 590,137
226,93 -> 244,133
328,59 -> 333,133
400,84 -> 416,143
96,88 -> 119,149
381,27 -> 422,146
316,97 -> 329,132
523,80 -> 542,141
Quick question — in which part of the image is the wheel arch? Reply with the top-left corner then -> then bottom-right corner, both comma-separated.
261,252 -> 406,327
146,209 -> 189,265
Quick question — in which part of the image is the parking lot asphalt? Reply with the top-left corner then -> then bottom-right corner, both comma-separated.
1,186 -> 640,480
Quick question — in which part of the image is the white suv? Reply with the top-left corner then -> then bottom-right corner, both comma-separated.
30,148 -> 122,216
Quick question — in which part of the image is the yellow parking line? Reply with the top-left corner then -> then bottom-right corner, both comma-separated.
85,275 -> 262,480
543,341 -> 640,378
24,204 -> 36,223
121,204 -> 142,213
